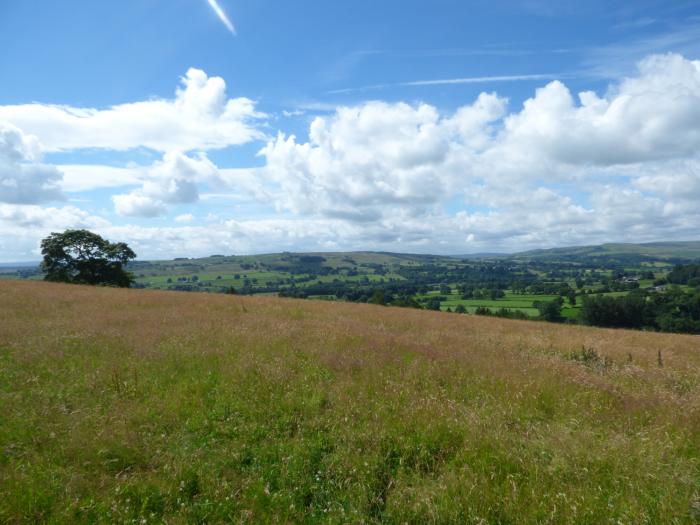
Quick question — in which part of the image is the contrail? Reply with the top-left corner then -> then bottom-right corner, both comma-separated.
328,73 -> 562,95
403,73 -> 558,87
206,0 -> 236,35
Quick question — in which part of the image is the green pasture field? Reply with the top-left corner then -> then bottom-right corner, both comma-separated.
418,291 -> 565,318
426,291 -> 588,319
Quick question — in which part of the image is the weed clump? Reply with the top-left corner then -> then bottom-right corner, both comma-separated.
568,346 -> 614,371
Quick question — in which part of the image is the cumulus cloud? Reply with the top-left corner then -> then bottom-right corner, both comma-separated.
112,151 -> 218,217
261,93 -> 506,221
498,53 -> 700,166
0,122 -> 63,204
0,69 -> 264,152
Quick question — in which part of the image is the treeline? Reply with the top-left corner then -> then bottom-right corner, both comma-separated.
279,281 -> 422,302
667,264 -> 700,286
396,263 -> 532,288
580,287 -> 700,334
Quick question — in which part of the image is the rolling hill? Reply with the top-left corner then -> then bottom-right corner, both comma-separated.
513,241 -> 700,262
1,280 -> 699,523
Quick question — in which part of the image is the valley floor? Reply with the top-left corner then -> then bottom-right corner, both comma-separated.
1,281 -> 699,523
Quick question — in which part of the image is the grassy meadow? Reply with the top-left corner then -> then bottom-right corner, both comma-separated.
1,281 -> 700,523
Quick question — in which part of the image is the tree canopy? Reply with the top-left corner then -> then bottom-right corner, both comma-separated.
667,264 -> 700,285
40,229 -> 136,287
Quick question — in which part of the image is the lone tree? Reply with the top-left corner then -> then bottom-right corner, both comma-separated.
40,229 -> 136,287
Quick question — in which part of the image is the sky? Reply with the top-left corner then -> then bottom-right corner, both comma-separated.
1,0 -> 700,261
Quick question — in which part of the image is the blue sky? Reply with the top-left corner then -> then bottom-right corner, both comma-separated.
3,1 -> 695,108
1,0 -> 700,260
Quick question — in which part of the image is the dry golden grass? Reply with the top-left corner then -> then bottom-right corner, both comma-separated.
1,280 -> 699,523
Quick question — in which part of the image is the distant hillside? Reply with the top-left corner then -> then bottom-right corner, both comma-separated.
512,241 -> 700,262
136,250 -> 451,268
1,280 -> 699,523
451,252 -> 509,259
134,242 -> 700,270
124,250 -> 473,296
0,261 -> 39,269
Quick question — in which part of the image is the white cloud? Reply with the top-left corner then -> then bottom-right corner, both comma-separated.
0,122 -> 63,204
0,203 -> 108,230
498,53 -> 700,166
112,151 -> 218,217
175,213 -> 195,223
0,69 -> 263,152
282,109 -> 306,118
112,193 -> 169,218
260,94 -> 505,221
634,165 -> 700,202
110,152 -> 270,219
58,162 -> 270,197
58,164 -> 144,192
